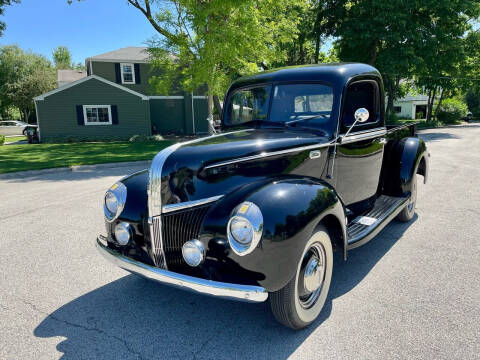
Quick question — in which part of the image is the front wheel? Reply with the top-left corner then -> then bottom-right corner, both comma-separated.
269,226 -> 333,329
396,175 -> 417,222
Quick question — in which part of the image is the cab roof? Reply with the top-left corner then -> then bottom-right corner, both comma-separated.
228,63 -> 381,92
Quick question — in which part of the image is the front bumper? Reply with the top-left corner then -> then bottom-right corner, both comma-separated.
96,236 -> 268,303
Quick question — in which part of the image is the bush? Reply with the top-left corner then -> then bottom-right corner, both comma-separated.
385,112 -> 399,124
0,135 -> 4,146
465,91 -> 480,118
129,134 -> 165,142
129,135 -> 149,142
436,98 -> 468,124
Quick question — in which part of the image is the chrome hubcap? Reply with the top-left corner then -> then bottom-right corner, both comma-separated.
298,243 -> 326,309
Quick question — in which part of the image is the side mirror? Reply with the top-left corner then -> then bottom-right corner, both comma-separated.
338,108 -> 370,143
354,108 -> 369,123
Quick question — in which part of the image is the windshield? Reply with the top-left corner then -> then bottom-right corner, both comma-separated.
224,83 -> 335,134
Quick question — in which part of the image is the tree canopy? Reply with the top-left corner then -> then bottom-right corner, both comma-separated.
0,0 -> 19,37
53,46 -> 73,69
312,0 -> 480,120
126,0 -> 305,118
0,45 -> 56,122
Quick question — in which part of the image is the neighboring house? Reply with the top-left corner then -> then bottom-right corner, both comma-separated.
392,94 -> 429,120
34,47 -> 208,142
57,70 -> 87,87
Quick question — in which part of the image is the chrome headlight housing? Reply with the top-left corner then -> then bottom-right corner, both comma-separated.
104,182 -> 127,222
227,201 -> 263,256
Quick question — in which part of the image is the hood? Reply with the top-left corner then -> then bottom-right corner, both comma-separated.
150,128 -> 330,210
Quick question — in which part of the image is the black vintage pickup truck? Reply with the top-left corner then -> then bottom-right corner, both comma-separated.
97,63 -> 429,329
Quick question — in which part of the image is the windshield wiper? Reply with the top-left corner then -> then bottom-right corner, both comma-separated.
284,113 -> 329,126
243,119 -> 285,127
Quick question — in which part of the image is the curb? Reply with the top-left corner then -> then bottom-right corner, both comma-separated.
70,160 -> 151,171
0,160 -> 151,180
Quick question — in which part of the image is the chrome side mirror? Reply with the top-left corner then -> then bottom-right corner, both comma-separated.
340,108 -> 370,142
354,108 -> 369,123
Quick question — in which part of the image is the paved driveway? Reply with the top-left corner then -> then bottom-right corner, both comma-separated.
1,125 -> 479,359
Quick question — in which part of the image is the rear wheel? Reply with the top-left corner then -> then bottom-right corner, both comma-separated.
396,175 -> 417,222
269,226 -> 333,329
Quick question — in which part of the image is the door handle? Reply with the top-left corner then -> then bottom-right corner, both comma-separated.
378,138 -> 387,144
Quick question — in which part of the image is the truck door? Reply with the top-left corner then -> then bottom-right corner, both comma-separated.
333,80 -> 386,206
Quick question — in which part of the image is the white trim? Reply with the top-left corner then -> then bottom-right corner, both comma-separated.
34,75 -> 149,101
120,63 -> 135,85
82,105 -> 112,125
34,100 -> 41,142
191,91 -> 195,134
86,58 -> 150,64
193,95 -> 208,99
149,96 -> 184,100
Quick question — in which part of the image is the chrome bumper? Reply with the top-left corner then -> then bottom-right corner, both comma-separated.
96,237 -> 268,303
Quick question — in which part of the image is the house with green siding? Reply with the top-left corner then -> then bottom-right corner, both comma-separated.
34,47 -> 209,142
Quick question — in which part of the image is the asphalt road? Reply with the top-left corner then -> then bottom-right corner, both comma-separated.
1,125 -> 479,359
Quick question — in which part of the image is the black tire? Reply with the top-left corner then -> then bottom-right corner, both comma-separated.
396,175 -> 417,222
269,225 -> 333,329
22,129 -> 27,136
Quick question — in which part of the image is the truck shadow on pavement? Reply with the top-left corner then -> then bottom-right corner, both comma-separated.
34,216 -> 416,359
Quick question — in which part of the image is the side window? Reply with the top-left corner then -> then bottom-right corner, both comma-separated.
226,86 -> 271,125
342,80 -> 379,130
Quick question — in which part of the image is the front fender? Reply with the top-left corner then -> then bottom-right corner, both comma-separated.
200,176 -> 346,292
381,137 -> 428,197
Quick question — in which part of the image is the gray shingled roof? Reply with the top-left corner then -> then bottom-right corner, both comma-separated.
86,47 -> 150,62
57,69 -> 87,83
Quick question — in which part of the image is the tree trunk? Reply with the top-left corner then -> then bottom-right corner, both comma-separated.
385,79 -> 394,118
426,87 -> 437,123
207,85 -> 214,134
434,88 -> 445,120
213,95 -> 222,116
315,35 -> 320,64
367,40 -> 378,66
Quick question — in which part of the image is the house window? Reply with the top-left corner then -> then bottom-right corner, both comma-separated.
83,105 -> 112,125
394,106 -> 402,113
120,63 -> 135,84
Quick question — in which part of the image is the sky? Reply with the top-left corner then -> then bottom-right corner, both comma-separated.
0,0 -> 158,65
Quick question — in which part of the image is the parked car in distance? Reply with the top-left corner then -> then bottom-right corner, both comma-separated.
0,120 -> 37,136
96,63 -> 429,329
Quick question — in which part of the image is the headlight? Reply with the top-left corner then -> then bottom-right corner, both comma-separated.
230,217 -> 254,244
105,192 -> 118,214
114,222 -> 132,245
227,201 -> 263,256
182,239 -> 205,267
104,182 -> 127,222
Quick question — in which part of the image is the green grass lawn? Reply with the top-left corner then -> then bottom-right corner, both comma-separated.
5,136 -> 27,143
0,140 -> 174,174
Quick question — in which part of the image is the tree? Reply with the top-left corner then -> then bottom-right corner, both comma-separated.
0,0 -> 19,37
53,46 -> 73,69
124,0 -> 305,129
461,30 -> 480,117
0,45 -> 56,122
317,0 -> 480,119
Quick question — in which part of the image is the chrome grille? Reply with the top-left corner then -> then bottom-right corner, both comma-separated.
162,204 -> 211,267
150,216 -> 167,268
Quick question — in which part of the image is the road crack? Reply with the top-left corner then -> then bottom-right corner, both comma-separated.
15,296 -> 147,360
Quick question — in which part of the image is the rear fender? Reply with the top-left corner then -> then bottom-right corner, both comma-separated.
381,137 -> 429,197
201,176 -> 347,292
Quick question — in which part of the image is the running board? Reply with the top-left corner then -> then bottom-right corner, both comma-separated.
347,195 -> 409,249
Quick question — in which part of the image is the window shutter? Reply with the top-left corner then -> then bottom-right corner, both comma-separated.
134,64 -> 141,84
76,105 -> 85,125
111,105 -> 119,125
115,63 -> 121,83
